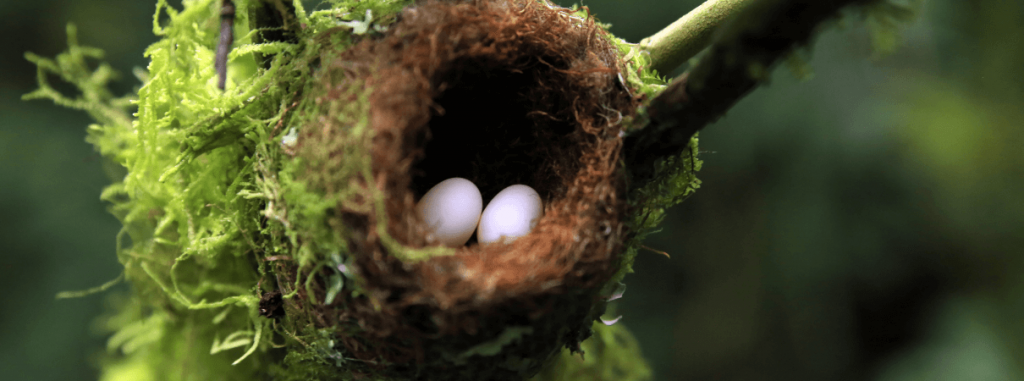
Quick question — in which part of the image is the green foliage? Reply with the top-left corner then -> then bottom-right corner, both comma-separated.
849,3 -> 1024,378
616,136 -> 702,284
266,327 -> 381,381
22,24 -> 134,132
531,322 -> 653,381
23,0 -> 382,378
608,30 -> 671,109
602,21 -> 703,285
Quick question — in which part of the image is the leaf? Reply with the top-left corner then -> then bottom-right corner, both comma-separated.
324,273 -> 344,305
210,330 -> 254,355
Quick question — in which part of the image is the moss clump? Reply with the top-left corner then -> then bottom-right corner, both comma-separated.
27,0 -> 698,380
531,322 -> 653,381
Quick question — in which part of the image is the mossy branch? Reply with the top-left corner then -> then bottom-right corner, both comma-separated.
624,0 -> 880,187
639,0 -> 756,75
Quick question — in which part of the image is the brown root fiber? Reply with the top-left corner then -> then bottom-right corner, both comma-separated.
293,0 -> 638,379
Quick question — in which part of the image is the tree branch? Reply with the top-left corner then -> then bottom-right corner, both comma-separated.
640,0 -> 756,75
624,0 -> 875,187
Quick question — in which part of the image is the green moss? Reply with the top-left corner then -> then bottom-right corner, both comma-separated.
614,135 -> 702,284
597,10 -> 702,285
28,1 -> 686,380
531,322 -> 653,381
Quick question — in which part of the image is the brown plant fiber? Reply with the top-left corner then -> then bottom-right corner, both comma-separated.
290,0 -> 638,377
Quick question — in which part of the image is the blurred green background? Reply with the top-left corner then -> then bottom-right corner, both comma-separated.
2,0 -> 1021,380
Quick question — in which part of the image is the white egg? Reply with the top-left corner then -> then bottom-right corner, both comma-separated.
416,178 -> 483,247
477,184 -> 543,245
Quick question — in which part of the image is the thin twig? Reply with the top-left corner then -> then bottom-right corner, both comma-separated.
640,0 -> 756,75
216,0 -> 236,91
640,245 -> 671,258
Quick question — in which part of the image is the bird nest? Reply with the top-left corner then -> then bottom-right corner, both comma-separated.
273,0 -> 640,379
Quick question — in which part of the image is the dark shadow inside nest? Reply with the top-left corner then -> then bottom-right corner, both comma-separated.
408,57 -> 582,224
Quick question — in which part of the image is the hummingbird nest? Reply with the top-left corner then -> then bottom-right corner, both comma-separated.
30,0 -> 698,380
279,1 -> 638,379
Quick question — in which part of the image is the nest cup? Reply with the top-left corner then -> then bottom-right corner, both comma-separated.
285,0 -> 639,378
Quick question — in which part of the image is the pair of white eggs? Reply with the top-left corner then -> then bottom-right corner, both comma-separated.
415,178 -> 543,247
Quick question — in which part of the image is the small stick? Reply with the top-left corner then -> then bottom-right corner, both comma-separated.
216,0 -> 236,91
640,0 -> 755,75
